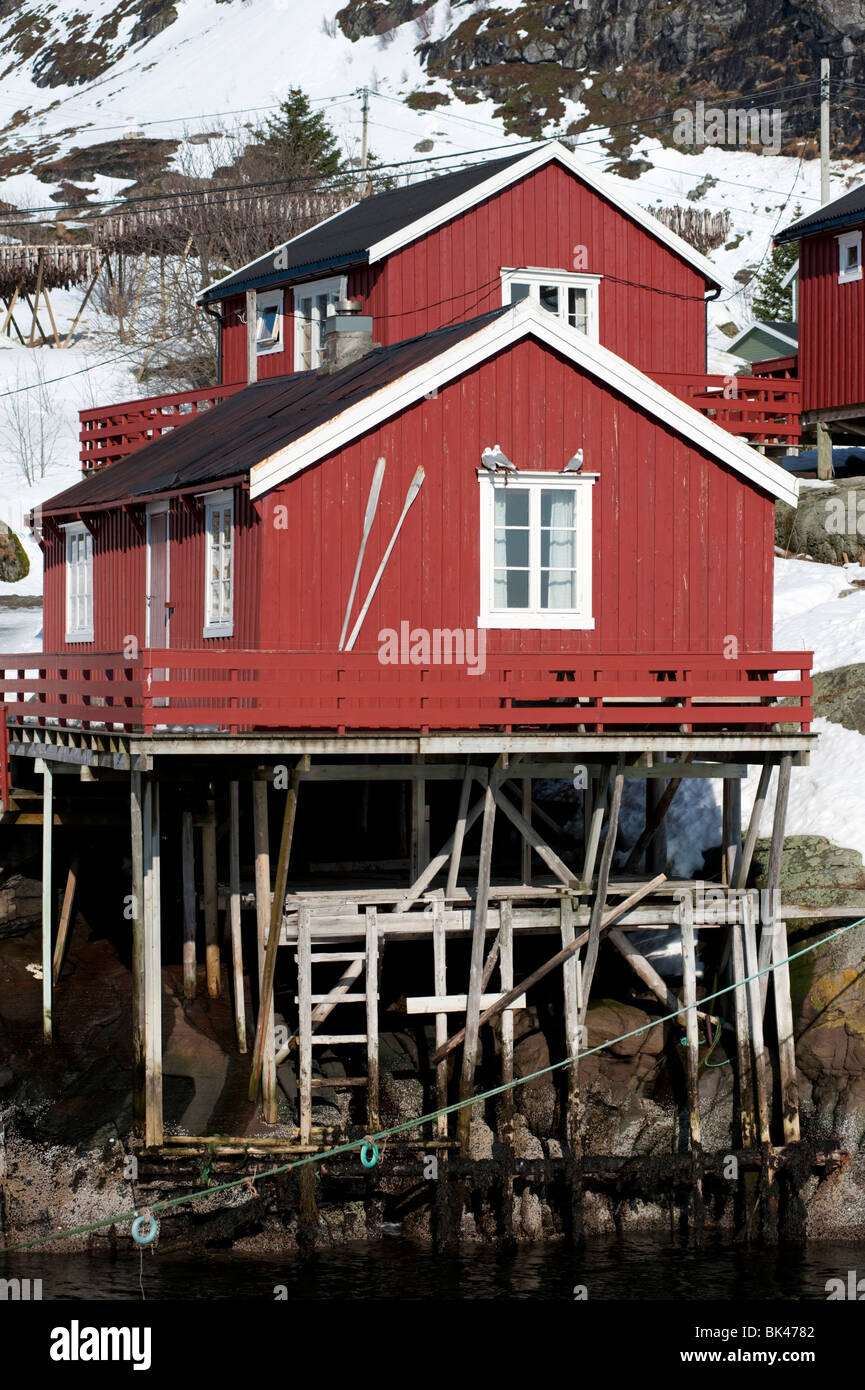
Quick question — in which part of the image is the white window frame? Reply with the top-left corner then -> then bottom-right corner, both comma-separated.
477,471 -> 596,630
62,522 -> 94,643
501,267 -> 602,343
203,489 -> 235,639
292,274 -> 347,370
255,288 -> 284,355
838,230 -> 863,285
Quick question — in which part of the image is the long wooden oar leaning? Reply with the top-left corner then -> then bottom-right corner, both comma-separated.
430,873 -> 668,1065
344,465 -> 425,652
338,455 -> 387,651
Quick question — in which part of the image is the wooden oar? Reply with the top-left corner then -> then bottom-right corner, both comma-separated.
345,465 -> 425,652
338,455 -> 386,651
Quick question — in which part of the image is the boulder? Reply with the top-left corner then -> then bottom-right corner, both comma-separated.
0,521 -> 29,583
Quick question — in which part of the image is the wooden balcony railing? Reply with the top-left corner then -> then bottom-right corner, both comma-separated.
652,373 -> 801,446
79,383 -> 246,471
0,648 -> 813,806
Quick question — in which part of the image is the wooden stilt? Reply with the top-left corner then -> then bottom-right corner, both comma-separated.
202,799 -> 220,998
52,855 -> 78,986
181,810 -> 196,999
560,895 -> 581,1155
458,777 -> 497,1153
498,898 -> 515,1146
735,759 -> 773,891
743,892 -> 771,1146
722,776 -> 742,887
680,897 -> 702,1148
521,778 -> 532,886
131,772 -> 146,1137
758,753 -> 792,1011
491,784 -> 576,886
228,781 -> 247,1053
772,917 -> 800,1143
580,755 -> 625,1020
252,780 -> 276,1122
410,758 -> 425,881
366,906 -> 380,1131
432,900 -> 448,1140
41,762 -> 53,1042
445,763 -> 472,900
646,754 -> 667,874
397,784 -> 484,912
298,905 -> 312,1143
732,913 -> 757,1148
581,764 -> 610,884
28,252 -> 45,347
623,756 -> 689,873
143,778 -> 163,1147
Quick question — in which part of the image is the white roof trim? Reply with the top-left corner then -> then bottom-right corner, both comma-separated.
249,300 -> 798,507
728,321 -> 799,354
367,141 -> 733,291
780,260 -> 799,289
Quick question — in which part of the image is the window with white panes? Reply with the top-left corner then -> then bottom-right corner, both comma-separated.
204,491 -> 234,638
64,524 -> 94,642
501,268 -> 601,342
477,473 -> 595,629
838,230 -> 863,285
256,289 -> 284,354
293,275 -> 345,370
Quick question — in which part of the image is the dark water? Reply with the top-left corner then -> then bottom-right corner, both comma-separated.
3,1234 -> 865,1300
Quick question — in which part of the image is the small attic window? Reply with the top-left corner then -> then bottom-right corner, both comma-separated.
256,290 -> 283,354
838,230 -> 862,285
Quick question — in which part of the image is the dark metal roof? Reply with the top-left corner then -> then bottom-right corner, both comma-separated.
42,309 -> 510,515
198,152 -> 529,302
776,184 -> 865,243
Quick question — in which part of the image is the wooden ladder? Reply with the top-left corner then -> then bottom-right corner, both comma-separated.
296,905 -> 380,1143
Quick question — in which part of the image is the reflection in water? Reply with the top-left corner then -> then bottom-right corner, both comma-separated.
2,1234 -> 865,1300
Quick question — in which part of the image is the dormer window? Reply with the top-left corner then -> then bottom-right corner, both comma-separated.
501,268 -> 601,342
293,275 -> 346,370
838,230 -> 862,285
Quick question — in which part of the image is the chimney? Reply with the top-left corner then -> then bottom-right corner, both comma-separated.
322,298 -> 376,373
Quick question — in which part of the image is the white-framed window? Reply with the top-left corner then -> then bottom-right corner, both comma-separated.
501,267 -> 601,342
63,523 -> 94,642
255,289 -> 284,355
478,472 -> 595,630
293,274 -> 346,370
203,490 -> 234,638
838,230 -> 862,285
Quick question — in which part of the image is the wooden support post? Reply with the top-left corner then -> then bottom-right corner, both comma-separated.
491,783 -> 577,887
680,897 -> 702,1148
735,759 -> 773,891
432,901 -> 448,1140
623,757 -> 689,873
397,784 -> 484,912
52,855 -> 78,986
581,764 -> 610,884
202,799 -> 220,998
252,780 -> 276,1122
458,777 -> 497,1153
646,755 -> 667,874
410,759 -> 426,882
560,895 -> 581,1155
181,810 -> 196,999
41,761 -> 53,1042
498,898 -> 515,1146
816,418 -> 833,480
131,772 -> 146,1136
28,251 -> 45,347
228,781 -> 247,1054
722,776 -> 742,887
445,764 -> 472,899
298,905 -> 312,1143
742,892 -> 771,1146
521,778 -> 532,886
248,755 -> 307,1104
143,778 -> 163,1147
580,755 -> 625,1021
732,914 -> 757,1148
366,907 -> 380,1131
759,753 -> 792,1011
246,289 -> 258,385
772,918 -> 801,1143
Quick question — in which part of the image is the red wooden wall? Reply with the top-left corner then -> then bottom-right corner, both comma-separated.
800,225 -> 865,413
257,337 -> 774,656
220,162 -> 710,384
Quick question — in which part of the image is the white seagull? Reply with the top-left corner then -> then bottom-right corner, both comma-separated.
563,448 -> 584,472
481,443 -> 518,477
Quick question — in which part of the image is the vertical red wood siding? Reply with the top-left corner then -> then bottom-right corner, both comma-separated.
43,491 -> 261,654
257,337 -> 774,656
220,163 -> 708,383
800,224 -> 865,413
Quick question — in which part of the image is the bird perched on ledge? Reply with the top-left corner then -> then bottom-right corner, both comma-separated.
481,443 -> 518,479
563,448 -> 584,472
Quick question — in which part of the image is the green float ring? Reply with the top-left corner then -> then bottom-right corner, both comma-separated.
131,1212 -> 159,1245
360,1140 -> 380,1169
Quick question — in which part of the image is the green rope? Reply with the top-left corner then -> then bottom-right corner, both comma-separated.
2,914 -> 862,1254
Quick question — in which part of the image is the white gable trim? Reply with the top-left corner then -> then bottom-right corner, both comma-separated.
780,260 -> 799,289
368,141 -> 733,291
728,322 -> 799,354
249,300 -> 798,507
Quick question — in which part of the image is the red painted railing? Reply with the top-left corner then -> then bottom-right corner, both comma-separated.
79,383 -> 246,471
0,648 -> 813,802
652,373 -> 801,446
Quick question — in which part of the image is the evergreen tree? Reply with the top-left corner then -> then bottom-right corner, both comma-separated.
751,206 -> 801,321
252,88 -> 343,179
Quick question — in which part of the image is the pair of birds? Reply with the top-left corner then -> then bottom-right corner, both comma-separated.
481,444 -> 583,475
